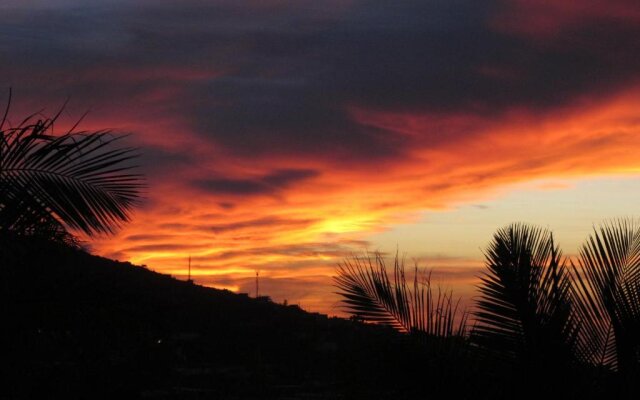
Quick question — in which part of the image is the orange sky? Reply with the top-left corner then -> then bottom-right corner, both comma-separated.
2,1 -> 640,315
86,86 -> 640,313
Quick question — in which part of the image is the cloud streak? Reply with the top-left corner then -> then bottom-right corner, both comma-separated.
194,169 -> 320,196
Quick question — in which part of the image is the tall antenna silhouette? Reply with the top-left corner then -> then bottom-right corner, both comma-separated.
187,255 -> 193,284
255,270 -> 260,298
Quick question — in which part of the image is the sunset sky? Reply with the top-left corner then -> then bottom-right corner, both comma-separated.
2,0 -> 640,314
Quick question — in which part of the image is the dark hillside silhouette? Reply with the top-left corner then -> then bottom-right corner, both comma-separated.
3,236 -> 476,399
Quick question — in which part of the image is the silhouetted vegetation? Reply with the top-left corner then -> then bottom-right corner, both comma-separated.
335,252 -> 468,336
0,95 -> 144,244
335,220 -> 640,398
334,252 -> 469,365
572,219 -> 640,381
471,223 -> 592,396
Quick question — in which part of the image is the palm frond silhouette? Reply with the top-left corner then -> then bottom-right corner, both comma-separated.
0,100 -> 144,241
334,252 -> 467,338
572,218 -> 640,375
472,223 -> 582,368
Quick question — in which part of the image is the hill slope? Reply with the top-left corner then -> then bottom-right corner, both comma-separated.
2,238 -> 421,399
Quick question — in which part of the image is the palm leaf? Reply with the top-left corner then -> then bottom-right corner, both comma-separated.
572,218 -> 640,374
472,223 -> 582,367
334,251 -> 467,338
1,107 -> 144,239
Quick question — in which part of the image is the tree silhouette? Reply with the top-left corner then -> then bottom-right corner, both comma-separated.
334,222 -> 640,379
0,98 -> 144,243
471,223 -> 583,370
572,219 -> 640,376
334,251 -> 468,338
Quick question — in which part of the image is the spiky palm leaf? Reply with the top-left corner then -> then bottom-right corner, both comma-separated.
0,106 -> 144,240
572,219 -> 640,374
472,223 -> 582,367
334,252 -> 467,338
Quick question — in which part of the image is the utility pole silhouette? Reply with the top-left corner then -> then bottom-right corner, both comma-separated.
187,255 -> 193,284
255,270 -> 259,298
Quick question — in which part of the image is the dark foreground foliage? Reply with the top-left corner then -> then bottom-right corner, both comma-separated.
0,98 -> 144,243
334,221 -> 640,399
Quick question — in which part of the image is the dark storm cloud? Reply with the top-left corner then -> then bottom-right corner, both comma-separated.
181,0 -> 640,159
189,77 -> 407,158
137,145 -> 193,172
193,168 -> 319,196
1,0 -> 640,161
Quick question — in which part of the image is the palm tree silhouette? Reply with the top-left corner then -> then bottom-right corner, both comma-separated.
333,221 -> 640,395
0,98 -> 144,242
471,223 -> 582,369
572,219 -> 640,375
